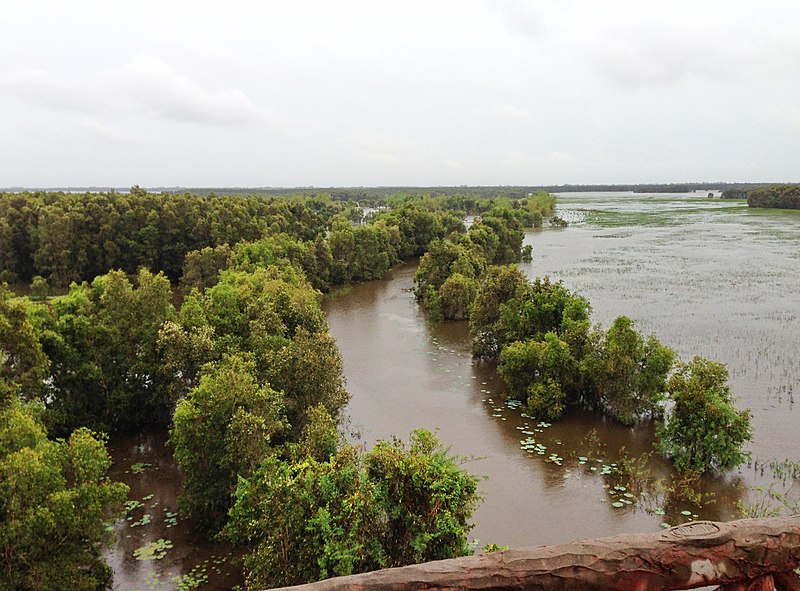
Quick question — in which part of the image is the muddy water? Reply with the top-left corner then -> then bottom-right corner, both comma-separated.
105,432 -> 244,591
104,192 -> 798,587
323,193 -> 800,549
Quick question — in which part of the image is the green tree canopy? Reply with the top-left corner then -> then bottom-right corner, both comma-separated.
170,354 -> 287,535
0,398 -> 128,591
224,429 -> 479,589
581,316 -> 675,425
657,357 -> 752,472
0,285 -> 49,404
33,269 -> 175,435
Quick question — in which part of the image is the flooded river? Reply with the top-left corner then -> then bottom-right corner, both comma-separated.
107,192 -> 799,587
323,192 -> 800,549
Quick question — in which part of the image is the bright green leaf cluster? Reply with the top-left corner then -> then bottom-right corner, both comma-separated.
224,429 -> 479,589
0,398 -> 128,591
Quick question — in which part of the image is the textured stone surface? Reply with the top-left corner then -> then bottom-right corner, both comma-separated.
268,516 -> 800,591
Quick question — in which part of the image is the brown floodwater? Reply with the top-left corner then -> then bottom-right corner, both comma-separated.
105,431 -> 244,591
322,192 -> 800,549
105,192 -> 799,587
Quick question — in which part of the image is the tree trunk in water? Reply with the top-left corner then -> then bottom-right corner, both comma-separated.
268,516 -> 800,591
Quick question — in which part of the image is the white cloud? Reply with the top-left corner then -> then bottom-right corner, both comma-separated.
472,105 -> 538,131
0,69 -> 102,114
109,54 -> 262,126
492,1 -> 800,89
78,119 -> 143,146
1,0 -> 800,185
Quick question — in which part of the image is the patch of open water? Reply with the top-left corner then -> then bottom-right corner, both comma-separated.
324,192 -> 800,548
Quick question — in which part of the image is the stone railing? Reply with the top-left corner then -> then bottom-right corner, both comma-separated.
270,516 -> 800,591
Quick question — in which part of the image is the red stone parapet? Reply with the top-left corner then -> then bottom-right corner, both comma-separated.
268,516 -> 800,591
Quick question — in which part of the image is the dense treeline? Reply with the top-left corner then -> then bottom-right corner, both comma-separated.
0,187 -> 335,285
0,188 -> 493,289
1,191 -> 492,590
107,182 -> 776,200
747,185 -> 800,209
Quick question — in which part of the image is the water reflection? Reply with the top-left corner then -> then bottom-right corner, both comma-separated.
105,432 -> 243,591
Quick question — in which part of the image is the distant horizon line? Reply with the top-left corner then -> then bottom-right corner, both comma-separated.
1,181 -> 795,193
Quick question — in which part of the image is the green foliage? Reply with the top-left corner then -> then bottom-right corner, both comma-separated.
33,269 -> 175,435
376,204 -> 464,259
472,274 -> 590,362
470,267 -> 527,358
293,405 -> 343,463
29,275 -> 49,301
439,273 -> 478,321
262,328 -> 350,437
747,184 -> 800,209
180,244 -> 234,292
234,233 -> 323,290
498,333 -> 577,420
581,317 -> 674,425
0,190 -> 329,286
168,265 -> 349,534
413,237 -> 487,321
657,357 -> 752,472
500,277 -> 590,345
327,223 -> 396,285
0,399 -> 128,591
170,354 -> 287,535
225,449 -> 384,588
224,429 -> 479,589
525,379 -> 566,421
473,209 -> 524,264
364,429 -> 479,567
0,285 -> 49,403
200,267 -> 325,360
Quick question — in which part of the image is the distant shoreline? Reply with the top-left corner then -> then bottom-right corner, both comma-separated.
2,182 -> 794,198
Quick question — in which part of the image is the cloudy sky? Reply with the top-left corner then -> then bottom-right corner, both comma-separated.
1,0 -> 799,187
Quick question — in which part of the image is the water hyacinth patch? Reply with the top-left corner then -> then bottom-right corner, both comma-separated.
133,538 -> 174,560
130,462 -> 154,474
131,513 -> 152,527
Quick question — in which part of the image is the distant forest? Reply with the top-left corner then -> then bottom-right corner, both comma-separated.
746,185 -> 800,210
3,182 -> 789,201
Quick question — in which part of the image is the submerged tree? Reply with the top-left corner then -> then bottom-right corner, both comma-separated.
170,354 -> 287,535
658,357 -> 752,472
582,316 -> 675,426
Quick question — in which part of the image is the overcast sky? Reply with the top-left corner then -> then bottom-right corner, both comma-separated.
2,1 -> 799,187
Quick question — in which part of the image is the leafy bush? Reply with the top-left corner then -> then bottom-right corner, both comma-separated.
658,357 -> 752,472
225,429 -> 479,589
0,398 -> 128,591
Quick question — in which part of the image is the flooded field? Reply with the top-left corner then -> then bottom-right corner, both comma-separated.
323,192 -> 800,549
